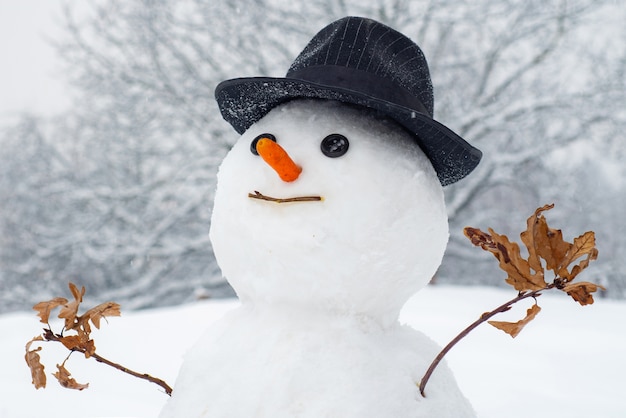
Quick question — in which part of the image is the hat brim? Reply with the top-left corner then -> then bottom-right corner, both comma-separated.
215,77 -> 482,186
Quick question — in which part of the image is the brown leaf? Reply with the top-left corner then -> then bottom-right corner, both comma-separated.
83,302 -> 121,330
562,281 -> 606,306
493,228 -> 547,291
68,282 -> 85,302
83,339 -> 96,357
58,334 -> 96,358
464,227 -> 497,252
519,206 -> 599,290
58,335 -> 82,351
33,297 -> 68,324
58,282 -> 85,331
558,232 -> 598,282
566,248 -> 599,283
53,362 -> 89,391
25,337 -> 46,389
520,203 -> 553,275
465,226 -> 547,291
563,231 -> 597,267
488,304 -> 542,338
531,211 -> 572,274
489,231 -> 531,289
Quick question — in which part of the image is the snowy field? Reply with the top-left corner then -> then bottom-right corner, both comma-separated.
2,284 -> 624,418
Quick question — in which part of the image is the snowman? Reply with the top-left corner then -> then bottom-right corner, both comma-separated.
160,16 -> 481,418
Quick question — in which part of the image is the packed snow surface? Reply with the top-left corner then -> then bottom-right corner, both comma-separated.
3,285 -> 625,417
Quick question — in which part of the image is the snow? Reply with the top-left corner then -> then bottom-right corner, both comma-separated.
158,100 -> 469,417
208,101 -> 448,324
3,285 -> 624,417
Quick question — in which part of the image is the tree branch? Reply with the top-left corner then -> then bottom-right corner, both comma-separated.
248,191 -> 323,203
43,328 -> 173,396
90,351 -> 173,396
418,286 -> 551,397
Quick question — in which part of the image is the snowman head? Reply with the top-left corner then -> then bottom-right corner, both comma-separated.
210,100 -> 448,323
210,17 -> 482,323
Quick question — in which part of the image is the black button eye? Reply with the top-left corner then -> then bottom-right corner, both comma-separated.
251,133 -> 276,155
320,134 -> 349,158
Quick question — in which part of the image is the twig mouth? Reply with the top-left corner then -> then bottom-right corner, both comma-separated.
248,190 -> 323,203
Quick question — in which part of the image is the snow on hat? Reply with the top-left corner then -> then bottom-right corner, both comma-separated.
215,16 -> 482,186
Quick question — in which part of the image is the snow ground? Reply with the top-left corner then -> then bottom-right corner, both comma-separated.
2,285 -> 624,418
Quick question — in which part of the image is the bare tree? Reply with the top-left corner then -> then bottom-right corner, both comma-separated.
417,1 -> 625,293
1,0 -> 624,312
0,116 -> 75,308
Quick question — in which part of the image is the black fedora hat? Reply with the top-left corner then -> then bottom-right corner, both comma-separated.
215,16 -> 482,186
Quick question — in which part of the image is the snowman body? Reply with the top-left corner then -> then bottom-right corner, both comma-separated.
160,100 -> 474,417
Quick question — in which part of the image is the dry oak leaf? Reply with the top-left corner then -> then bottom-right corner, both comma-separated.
25,336 -> 46,389
82,301 -> 121,333
58,283 -> 86,331
464,227 -> 547,291
521,204 -> 598,283
557,232 -> 598,282
522,204 -> 571,274
53,362 -> 89,391
58,334 -> 97,358
562,281 -> 605,306
33,297 -> 68,324
520,204 -> 555,274
488,304 -> 542,338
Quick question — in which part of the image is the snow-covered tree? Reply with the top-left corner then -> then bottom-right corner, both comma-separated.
1,0 -> 624,312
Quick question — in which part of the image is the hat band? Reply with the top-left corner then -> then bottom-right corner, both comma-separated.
287,65 -> 431,117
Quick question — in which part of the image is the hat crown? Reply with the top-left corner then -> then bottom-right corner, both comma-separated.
288,17 -> 434,117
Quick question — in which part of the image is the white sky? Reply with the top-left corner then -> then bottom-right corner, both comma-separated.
0,0 -> 73,117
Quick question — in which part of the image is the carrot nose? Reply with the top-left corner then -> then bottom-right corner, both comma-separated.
255,138 -> 302,182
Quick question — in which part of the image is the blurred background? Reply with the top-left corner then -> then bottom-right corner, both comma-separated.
1,0 -> 624,313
